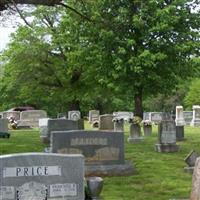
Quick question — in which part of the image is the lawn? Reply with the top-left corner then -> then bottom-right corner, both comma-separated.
0,124 -> 199,200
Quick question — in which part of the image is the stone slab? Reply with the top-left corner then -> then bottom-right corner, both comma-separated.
0,118 -> 8,133
68,111 -> 81,121
50,130 -> 124,165
155,143 -> 179,153
85,161 -> 135,177
0,153 -> 84,200
99,114 -> 114,130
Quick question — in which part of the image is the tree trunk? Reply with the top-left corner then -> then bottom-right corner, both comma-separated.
134,88 -> 143,119
68,100 -> 80,111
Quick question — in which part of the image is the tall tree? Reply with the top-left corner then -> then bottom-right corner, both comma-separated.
82,0 -> 199,117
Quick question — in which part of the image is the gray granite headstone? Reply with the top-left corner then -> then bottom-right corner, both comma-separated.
50,130 -> 134,176
176,126 -> 184,141
51,130 -> 124,165
99,114 -> 114,130
68,111 -> 81,121
150,112 -> 163,123
128,123 -> 143,143
183,111 -> 193,125
43,119 -> 82,144
18,110 -> 47,128
190,157 -> 200,200
155,120 -> 179,152
0,153 -> 84,200
88,110 -> 100,124
3,111 -> 21,121
113,111 -> 133,122
113,119 -> 124,132
0,118 -> 8,133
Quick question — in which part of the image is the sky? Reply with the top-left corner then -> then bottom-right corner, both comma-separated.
0,28 -> 16,52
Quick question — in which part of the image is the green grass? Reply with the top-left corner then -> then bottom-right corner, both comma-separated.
1,124 -> 199,199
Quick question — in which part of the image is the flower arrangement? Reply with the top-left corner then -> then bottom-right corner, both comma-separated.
112,117 -> 124,122
128,116 -> 142,125
142,120 -> 152,126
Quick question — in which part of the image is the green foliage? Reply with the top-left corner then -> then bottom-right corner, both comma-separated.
0,0 -> 199,115
184,79 -> 200,109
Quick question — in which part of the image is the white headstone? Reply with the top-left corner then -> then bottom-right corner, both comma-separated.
191,105 -> 200,126
175,106 -> 185,126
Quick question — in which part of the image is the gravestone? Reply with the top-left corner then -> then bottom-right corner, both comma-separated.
143,124 -> 152,136
175,106 -> 185,126
113,111 -> 134,122
68,111 -> 81,121
150,112 -> 163,124
191,105 -> 200,126
143,112 -> 151,121
128,123 -> 143,143
0,153 -> 84,200
3,111 -> 20,121
89,110 -> 100,124
0,118 -> 10,138
18,110 -> 47,128
99,114 -> 114,130
0,112 -> 2,118
39,118 -> 50,144
43,119 -> 82,144
190,157 -> 200,200
155,120 -> 179,152
176,126 -> 185,141
113,118 -> 124,132
184,150 -> 199,174
183,111 -> 193,125
50,130 -> 134,176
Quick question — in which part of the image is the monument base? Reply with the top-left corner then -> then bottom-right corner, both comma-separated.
184,166 -> 194,174
127,137 -> 144,143
155,143 -> 179,153
85,161 -> 135,177
190,119 -> 200,127
0,132 -> 10,138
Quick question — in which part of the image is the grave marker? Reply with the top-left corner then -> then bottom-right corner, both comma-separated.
0,153 -> 84,200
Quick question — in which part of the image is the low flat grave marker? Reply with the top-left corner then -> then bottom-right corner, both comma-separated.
0,153 -> 84,200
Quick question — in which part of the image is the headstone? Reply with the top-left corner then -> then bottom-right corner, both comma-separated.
175,106 -> 185,126
0,118 -> 10,138
191,105 -> 200,126
0,112 -> 2,118
50,130 -> 134,176
184,150 -> 199,174
18,110 -> 47,128
143,123 -> 152,136
113,118 -> 124,132
39,118 -> 50,144
143,112 -> 151,121
113,111 -> 134,122
68,111 -> 81,121
89,110 -> 100,124
3,111 -> 21,121
190,157 -> 200,200
176,126 -> 185,141
43,119 -> 82,144
150,112 -> 163,124
0,153 -> 84,200
99,114 -> 114,130
155,120 -> 179,152
183,111 -> 193,125
128,123 -> 143,143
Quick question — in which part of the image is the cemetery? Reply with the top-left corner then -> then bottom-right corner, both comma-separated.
1,111 -> 200,199
0,0 -> 199,199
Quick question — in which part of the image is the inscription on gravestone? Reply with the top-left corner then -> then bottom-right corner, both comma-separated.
0,153 -> 84,200
50,130 -> 124,165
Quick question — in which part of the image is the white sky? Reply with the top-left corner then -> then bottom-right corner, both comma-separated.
0,28 -> 16,52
